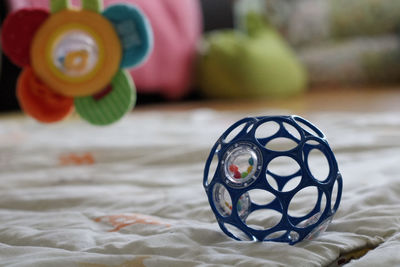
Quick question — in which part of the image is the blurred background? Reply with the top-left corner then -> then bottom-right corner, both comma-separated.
1,0 -> 400,112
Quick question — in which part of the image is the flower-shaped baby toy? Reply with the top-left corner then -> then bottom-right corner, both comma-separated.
1,0 -> 153,125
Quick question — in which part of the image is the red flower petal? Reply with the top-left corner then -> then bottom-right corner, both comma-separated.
1,8 -> 49,67
17,67 -> 74,123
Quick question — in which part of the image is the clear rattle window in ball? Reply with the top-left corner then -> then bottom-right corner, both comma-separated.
213,183 -> 250,219
222,142 -> 262,188
52,30 -> 100,78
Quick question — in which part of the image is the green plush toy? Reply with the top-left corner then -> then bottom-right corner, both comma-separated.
197,8 -> 307,99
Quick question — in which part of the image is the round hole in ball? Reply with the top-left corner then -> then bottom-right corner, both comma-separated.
255,120 -> 280,140
320,192 -> 327,215
307,148 -> 330,182
247,189 -> 276,206
288,186 -> 319,218
304,140 -> 320,147
215,143 -> 222,152
244,209 -> 282,231
289,231 -> 300,242
246,122 -> 255,133
293,116 -> 324,138
282,122 -> 301,140
265,137 -> 298,152
223,223 -> 253,241
236,192 -> 251,220
206,152 -> 219,187
224,122 -> 246,143
296,192 -> 326,228
304,217 -> 332,241
267,155 -> 300,177
264,230 -> 287,241
212,183 -> 233,217
331,178 -> 340,212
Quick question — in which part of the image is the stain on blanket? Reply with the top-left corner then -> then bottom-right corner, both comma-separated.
59,152 -> 95,166
79,257 -> 149,267
94,214 -> 171,232
329,246 -> 376,266
0,130 -> 27,145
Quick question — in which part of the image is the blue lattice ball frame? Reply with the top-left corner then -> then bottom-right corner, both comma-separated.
203,115 -> 343,245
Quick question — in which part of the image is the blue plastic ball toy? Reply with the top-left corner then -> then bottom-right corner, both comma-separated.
203,115 -> 342,245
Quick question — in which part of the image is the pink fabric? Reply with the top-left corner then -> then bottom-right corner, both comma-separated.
7,0 -> 202,100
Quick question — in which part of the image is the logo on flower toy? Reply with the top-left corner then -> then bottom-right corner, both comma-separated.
53,33 -> 99,77
1,0 -> 153,125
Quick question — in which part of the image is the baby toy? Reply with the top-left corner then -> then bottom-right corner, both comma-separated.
203,116 -> 342,245
197,0 -> 307,100
1,0 -> 153,125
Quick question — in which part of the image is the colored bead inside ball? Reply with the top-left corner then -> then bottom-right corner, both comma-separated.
223,143 -> 260,187
203,116 -> 343,245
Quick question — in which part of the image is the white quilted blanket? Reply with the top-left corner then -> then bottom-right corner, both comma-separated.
0,109 -> 400,266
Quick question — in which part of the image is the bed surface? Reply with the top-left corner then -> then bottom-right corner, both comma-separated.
1,91 -> 400,266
